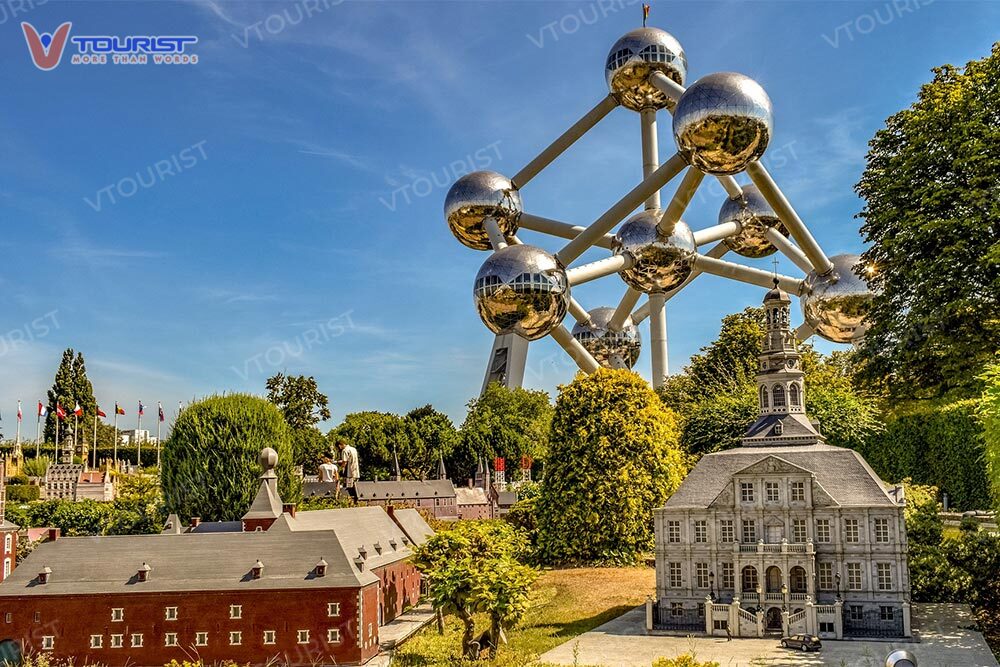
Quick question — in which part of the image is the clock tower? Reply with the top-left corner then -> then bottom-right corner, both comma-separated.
741,281 -> 824,447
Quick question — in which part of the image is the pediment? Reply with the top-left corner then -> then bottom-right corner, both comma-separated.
735,455 -> 814,477
709,483 -> 735,509
811,479 -> 839,507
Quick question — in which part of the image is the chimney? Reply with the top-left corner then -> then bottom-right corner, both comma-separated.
38,566 -> 52,585
386,505 -> 395,519
190,517 -> 201,528
251,560 -> 263,579
47,528 -> 60,542
137,563 -> 151,582
283,503 -> 297,518
315,558 -> 328,577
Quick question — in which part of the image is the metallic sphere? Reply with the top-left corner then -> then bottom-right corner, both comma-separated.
672,72 -> 773,175
614,209 -> 697,293
801,253 -> 876,344
605,28 -> 687,111
473,244 -> 569,341
885,650 -> 917,667
444,171 -> 522,251
718,183 -> 790,258
259,447 -> 278,471
572,307 -> 642,369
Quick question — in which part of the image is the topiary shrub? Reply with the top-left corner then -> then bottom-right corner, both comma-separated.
161,394 -> 299,522
535,369 -> 687,565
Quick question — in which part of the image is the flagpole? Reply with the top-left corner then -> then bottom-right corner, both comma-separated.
137,403 -> 142,470
92,413 -> 98,470
73,413 -> 78,463
35,408 -> 40,459
55,413 -> 60,463
113,408 -> 119,470
15,400 -> 21,461
156,402 -> 162,469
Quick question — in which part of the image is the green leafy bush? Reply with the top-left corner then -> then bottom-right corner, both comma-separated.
161,394 -> 299,522
863,399 -> 990,510
536,369 -> 687,565
980,361 -> 1000,514
5,485 -> 39,503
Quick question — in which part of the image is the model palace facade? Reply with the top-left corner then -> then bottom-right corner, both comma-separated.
652,285 -> 911,640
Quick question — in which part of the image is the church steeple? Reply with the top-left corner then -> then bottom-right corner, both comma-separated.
740,283 -> 824,447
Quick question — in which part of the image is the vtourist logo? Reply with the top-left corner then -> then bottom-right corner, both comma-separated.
21,21 -> 199,70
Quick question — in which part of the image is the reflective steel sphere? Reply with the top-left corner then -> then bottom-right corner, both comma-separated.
672,72 -> 773,175
444,171 -> 521,251
571,307 -> 641,369
614,209 -> 697,293
473,244 -> 569,341
605,28 -> 687,111
801,254 -> 876,344
718,183 -> 790,258
885,650 -> 917,667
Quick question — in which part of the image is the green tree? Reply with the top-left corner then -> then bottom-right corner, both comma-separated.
44,349 -> 98,450
44,349 -> 76,444
406,405 -> 459,477
684,307 -> 765,402
856,44 -> 1000,398
412,521 -> 535,659
980,360 -> 1000,514
161,394 -> 299,522
536,369 -> 687,565
331,411 -> 417,480
453,383 -> 553,483
265,373 -> 331,430
678,387 -> 758,456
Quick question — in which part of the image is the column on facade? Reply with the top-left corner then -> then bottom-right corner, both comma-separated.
805,597 -> 816,635
902,600 -> 911,638
730,596 -> 741,637
833,599 -> 844,639
704,595 -> 714,635
645,596 -> 654,631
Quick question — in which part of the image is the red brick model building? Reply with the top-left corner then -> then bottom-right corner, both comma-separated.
0,449 -> 432,666
0,463 -> 19,583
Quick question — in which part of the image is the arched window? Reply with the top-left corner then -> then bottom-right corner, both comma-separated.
741,566 -> 759,592
3,534 -> 10,553
3,558 -> 10,579
759,386 -> 769,409
772,385 -> 786,408
790,566 -> 808,593
789,383 -> 801,407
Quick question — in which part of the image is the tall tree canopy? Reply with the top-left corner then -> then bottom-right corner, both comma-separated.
452,383 -> 553,482
856,44 -> 1000,398
980,361 -> 1000,515
265,373 -> 331,430
44,349 -> 98,447
536,369 -> 687,565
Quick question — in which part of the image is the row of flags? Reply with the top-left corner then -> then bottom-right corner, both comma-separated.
6,401 -> 168,422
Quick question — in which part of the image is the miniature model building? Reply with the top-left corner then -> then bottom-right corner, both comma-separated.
0,465 -> 18,583
652,285 -> 910,640
0,449 -> 433,665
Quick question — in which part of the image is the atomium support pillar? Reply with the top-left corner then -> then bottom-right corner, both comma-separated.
648,291 -> 668,387
481,333 -> 529,395
640,109 -> 661,210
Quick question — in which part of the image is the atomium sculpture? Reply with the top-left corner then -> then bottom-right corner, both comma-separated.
443,25 -> 877,393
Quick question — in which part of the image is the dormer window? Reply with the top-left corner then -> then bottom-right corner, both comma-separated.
358,546 -> 367,560
774,423 -> 784,435
38,567 -> 52,585
137,563 -> 151,582
374,542 -> 383,555
389,538 -> 398,550
251,560 -> 263,579
316,558 -> 328,577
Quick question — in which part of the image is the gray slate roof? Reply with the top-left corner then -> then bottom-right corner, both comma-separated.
663,444 -> 899,509
455,487 -> 489,506
0,530 -> 377,597
742,413 -> 825,445
243,477 -> 283,520
390,508 -> 435,545
354,480 -> 456,501
303,481 -> 341,497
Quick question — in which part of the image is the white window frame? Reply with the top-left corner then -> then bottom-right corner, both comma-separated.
846,563 -> 863,591
815,519 -> 831,543
165,606 -> 178,621
327,602 -> 340,617
164,632 -> 178,647
792,519 -> 807,543
110,634 -> 124,649
89,635 -> 102,649
195,632 -> 208,647
765,481 -> 780,503
131,633 -> 143,648
742,519 -> 756,543
877,563 -> 892,591
3,559 -> 10,579
3,534 -> 10,552
297,629 -> 310,644
693,520 -> 707,543
327,628 -> 341,643
874,518 -> 890,543
264,630 -> 276,645
818,562 -> 833,590
666,520 -> 681,543
790,481 -> 805,502
668,562 -> 682,588
41,636 -> 54,651
695,562 -> 709,588
719,520 -> 734,543
844,519 -> 860,543
740,482 -> 754,503
111,608 -> 124,622
230,630 -> 242,646
720,562 -> 734,590
230,604 -> 242,620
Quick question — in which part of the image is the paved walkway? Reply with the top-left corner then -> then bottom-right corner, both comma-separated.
538,603 -> 998,667
370,603 -> 436,666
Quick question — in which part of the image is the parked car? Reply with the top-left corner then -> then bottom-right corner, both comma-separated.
780,634 -> 822,651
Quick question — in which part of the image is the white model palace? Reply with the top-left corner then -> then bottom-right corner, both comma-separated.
650,285 -> 910,641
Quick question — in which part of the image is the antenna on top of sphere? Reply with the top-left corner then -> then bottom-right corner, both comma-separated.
642,4 -> 650,27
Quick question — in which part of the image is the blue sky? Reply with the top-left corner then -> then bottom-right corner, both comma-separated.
0,0 -> 997,434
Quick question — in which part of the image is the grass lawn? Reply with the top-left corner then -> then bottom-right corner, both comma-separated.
392,566 -> 655,666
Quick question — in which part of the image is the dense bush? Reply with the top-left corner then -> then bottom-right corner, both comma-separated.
862,399 -> 990,510
161,394 -> 299,522
6,485 -> 40,503
536,369 -> 687,565
980,361 -> 1000,514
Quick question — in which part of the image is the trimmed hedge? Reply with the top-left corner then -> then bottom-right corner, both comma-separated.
0,443 -> 161,468
6,485 -> 40,503
862,399 -> 990,511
